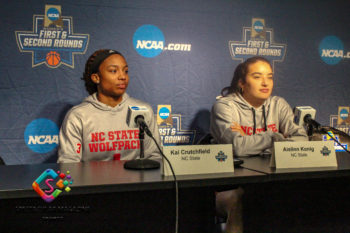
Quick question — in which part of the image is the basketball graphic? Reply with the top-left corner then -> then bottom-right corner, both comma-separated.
46,51 -> 61,67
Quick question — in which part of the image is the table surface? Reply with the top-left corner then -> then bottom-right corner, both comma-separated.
2,152 -> 349,199
0,160 -> 265,199
241,152 -> 350,180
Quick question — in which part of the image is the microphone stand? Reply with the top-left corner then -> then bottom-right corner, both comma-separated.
304,114 -> 321,137
124,124 -> 160,170
306,124 -> 314,137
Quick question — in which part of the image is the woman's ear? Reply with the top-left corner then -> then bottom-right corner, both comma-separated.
238,79 -> 244,94
238,79 -> 244,89
91,73 -> 100,84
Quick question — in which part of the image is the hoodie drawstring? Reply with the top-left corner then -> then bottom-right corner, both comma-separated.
262,105 -> 267,132
252,106 -> 267,134
252,108 -> 256,135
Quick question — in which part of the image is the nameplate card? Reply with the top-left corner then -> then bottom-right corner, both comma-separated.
162,144 -> 234,176
271,141 -> 337,169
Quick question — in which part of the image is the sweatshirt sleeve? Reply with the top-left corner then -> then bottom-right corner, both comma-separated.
277,98 -> 308,140
57,111 -> 83,163
210,100 -> 277,157
143,106 -> 162,160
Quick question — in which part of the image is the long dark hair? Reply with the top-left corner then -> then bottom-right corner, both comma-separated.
221,56 -> 272,97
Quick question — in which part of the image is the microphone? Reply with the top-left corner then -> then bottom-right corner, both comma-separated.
126,106 -> 152,136
303,114 -> 321,129
294,106 -> 317,127
294,106 -> 321,136
124,105 -> 160,170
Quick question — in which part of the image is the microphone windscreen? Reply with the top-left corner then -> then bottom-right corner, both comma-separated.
126,106 -> 149,128
294,106 -> 316,127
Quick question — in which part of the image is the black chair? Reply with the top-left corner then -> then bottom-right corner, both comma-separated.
0,156 -> 5,165
197,133 -> 214,145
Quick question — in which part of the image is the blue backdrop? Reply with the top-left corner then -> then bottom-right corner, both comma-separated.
1,0 -> 349,164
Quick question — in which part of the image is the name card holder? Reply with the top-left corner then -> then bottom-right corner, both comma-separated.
270,141 -> 337,169
162,144 -> 234,176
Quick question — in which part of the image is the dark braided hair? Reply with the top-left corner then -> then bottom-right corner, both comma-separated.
81,49 -> 123,95
221,56 -> 272,97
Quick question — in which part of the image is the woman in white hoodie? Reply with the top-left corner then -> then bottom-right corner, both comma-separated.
58,49 -> 161,163
211,56 -> 307,156
211,56 -> 307,233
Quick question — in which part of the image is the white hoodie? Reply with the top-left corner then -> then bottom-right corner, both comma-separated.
210,93 -> 307,157
58,93 -> 161,163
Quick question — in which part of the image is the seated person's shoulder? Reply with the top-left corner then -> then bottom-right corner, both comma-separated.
64,101 -> 92,120
214,95 -> 236,107
270,95 -> 285,103
269,96 -> 290,107
128,97 -> 151,106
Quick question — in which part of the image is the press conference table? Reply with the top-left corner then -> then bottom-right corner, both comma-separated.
241,152 -> 350,179
0,160 -> 265,199
0,160 -> 264,233
1,153 -> 350,233
240,152 -> 350,233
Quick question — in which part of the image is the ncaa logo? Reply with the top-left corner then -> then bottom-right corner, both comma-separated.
253,20 -> 264,33
47,8 -> 60,21
340,109 -> 349,120
133,25 -> 165,58
24,118 -> 59,153
319,36 -> 344,65
159,107 -> 170,120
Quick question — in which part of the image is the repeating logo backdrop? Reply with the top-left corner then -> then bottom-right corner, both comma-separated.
1,0 -> 349,164
15,5 -> 89,68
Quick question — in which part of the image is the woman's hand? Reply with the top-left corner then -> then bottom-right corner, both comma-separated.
230,122 -> 245,136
